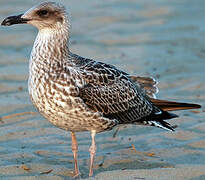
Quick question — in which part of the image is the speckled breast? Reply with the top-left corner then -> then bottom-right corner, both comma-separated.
28,61 -> 104,132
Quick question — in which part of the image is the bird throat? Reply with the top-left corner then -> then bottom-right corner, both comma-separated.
32,28 -> 70,63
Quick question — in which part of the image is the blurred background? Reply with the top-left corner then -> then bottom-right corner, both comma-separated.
0,0 -> 204,179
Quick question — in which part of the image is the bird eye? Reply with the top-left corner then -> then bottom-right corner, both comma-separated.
37,10 -> 48,16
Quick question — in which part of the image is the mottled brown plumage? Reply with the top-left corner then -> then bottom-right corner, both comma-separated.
1,2 -> 201,177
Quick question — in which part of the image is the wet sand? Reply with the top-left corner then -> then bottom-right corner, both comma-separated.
0,0 -> 204,179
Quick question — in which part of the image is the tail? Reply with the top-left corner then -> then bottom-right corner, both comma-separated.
145,109 -> 178,132
148,120 -> 176,131
144,100 -> 201,131
150,98 -> 201,111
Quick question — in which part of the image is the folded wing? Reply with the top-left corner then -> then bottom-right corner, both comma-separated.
79,76 -> 154,124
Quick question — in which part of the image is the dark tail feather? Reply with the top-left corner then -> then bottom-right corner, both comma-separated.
150,98 -> 201,111
161,111 -> 178,120
144,108 -> 178,131
150,120 -> 176,131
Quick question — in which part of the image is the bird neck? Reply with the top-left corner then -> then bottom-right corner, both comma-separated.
32,27 -> 70,63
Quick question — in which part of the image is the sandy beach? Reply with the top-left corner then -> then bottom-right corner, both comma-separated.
0,0 -> 204,179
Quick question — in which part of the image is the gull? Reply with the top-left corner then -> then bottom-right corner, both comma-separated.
1,2 -> 201,177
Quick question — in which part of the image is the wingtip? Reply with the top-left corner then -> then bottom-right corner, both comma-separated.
187,103 -> 202,110
151,99 -> 202,111
194,104 -> 202,109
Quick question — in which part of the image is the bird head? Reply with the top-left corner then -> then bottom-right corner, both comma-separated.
1,2 -> 69,31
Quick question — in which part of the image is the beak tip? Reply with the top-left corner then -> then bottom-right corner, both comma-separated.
1,19 -> 11,26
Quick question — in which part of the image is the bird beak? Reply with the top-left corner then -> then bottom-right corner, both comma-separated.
1,14 -> 30,26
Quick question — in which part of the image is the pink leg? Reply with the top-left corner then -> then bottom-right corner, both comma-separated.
89,130 -> 96,177
71,132 -> 80,177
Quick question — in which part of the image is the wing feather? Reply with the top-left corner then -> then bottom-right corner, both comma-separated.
79,66 -> 153,123
130,76 -> 159,99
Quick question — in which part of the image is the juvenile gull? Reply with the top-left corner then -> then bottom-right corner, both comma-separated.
1,2 -> 201,177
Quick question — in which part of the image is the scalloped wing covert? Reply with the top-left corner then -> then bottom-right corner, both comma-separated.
79,61 -> 154,123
